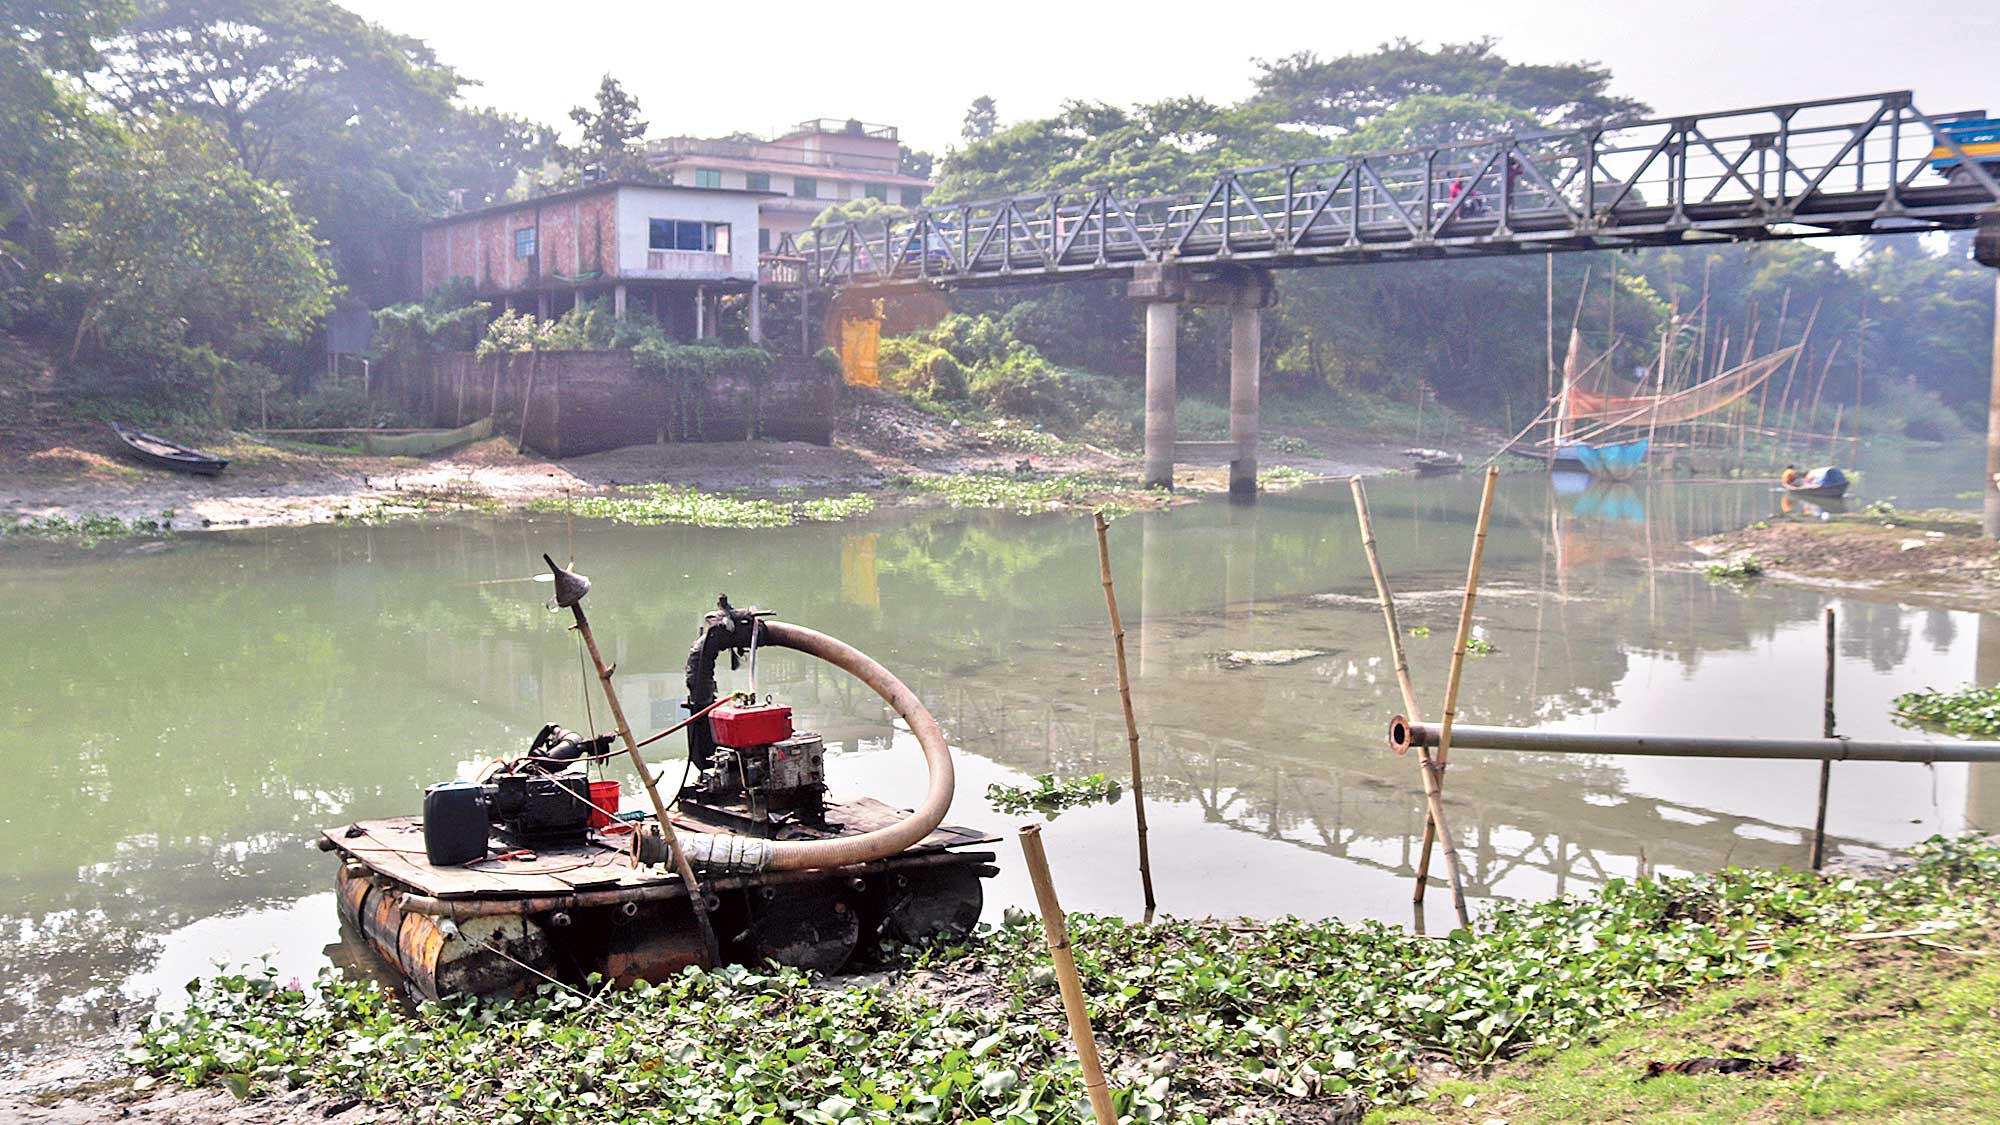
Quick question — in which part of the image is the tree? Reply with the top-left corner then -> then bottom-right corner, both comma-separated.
91,0 -> 510,305
961,95 -> 998,143
899,146 -> 935,181
96,0 -> 461,179
56,117 -> 335,410
563,75 -> 648,178
1,0 -> 132,329
1251,38 -> 1646,135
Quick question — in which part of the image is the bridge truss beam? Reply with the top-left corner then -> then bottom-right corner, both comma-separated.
787,91 -> 2000,293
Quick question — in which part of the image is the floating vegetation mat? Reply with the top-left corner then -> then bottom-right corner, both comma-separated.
531,486 -> 875,529
132,837 -> 2000,1123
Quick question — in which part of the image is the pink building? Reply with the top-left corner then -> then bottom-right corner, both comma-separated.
647,118 -> 933,250
417,180 -> 773,341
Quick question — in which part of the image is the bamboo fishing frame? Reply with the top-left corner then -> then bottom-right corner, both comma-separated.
1092,511 -> 1157,917
1350,478 -> 1471,928
1018,825 -> 1118,1125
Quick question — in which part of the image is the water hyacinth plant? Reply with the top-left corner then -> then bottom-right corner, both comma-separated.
1893,683 -> 2000,736
130,837 -> 2000,1124
985,772 -> 1122,818
530,486 -> 874,529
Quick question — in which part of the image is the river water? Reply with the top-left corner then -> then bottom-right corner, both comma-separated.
4,442 -> 1993,1053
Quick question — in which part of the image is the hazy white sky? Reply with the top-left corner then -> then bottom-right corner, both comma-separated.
342,0 -> 1997,154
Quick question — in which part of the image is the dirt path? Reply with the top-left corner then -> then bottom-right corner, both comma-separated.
1,393 -> 1445,534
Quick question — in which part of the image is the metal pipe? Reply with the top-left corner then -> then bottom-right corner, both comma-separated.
1390,717 -> 2000,763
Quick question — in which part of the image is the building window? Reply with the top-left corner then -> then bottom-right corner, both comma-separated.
900,186 -> 925,207
864,182 -> 888,201
746,172 -> 770,192
513,227 -> 536,258
694,168 -> 722,189
758,228 -> 771,252
793,176 -> 818,200
649,218 -> 732,255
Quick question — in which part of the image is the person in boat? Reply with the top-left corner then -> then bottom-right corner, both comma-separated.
1781,464 -> 1800,488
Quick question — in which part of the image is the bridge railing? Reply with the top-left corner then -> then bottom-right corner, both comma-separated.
792,91 -> 1999,290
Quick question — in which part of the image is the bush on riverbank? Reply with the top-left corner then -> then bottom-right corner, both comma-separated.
133,837 -> 2000,1124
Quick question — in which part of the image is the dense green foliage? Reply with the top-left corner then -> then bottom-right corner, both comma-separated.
55,117 -> 335,413
1892,683 -> 2000,736
131,837 -> 2000,1123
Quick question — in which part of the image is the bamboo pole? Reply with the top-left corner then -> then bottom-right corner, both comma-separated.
545,555 -> 719,963
1017,825 -> 1119,1125
1422,465 -> 1500,917
1813,607 -> 1836,870
1092,511 -> 1157,918
1351,479 -> 1472,927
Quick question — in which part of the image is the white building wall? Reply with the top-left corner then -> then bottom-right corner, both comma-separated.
614,185 -> 761,279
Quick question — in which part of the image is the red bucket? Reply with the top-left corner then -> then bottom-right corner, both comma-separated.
587,780 -> 621,829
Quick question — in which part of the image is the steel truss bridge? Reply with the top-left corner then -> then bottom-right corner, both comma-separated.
783,91 -> 2000,292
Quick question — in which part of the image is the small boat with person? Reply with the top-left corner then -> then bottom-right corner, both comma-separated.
109,422 -> 229,476
1781,464 -> 1850,501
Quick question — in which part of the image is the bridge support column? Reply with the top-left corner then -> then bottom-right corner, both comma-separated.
1130,264 -> 1187,490
1979,211 -> 2000,537
1143,302 -> 1180,489
1229,302 -> 1261,497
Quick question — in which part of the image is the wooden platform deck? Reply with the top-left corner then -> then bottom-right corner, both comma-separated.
324,796 -> 996,900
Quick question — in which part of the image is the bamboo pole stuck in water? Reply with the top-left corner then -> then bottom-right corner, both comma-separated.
1092,511 -> 1157,918
1017,825 -> 1119,1125
1422,465 -> 1500,920
1813,607 -> 1836,870
544,554 -> 720,965
1350,478 -> 1471,928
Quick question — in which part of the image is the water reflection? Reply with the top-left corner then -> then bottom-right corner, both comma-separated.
0,454 -> 1993,1052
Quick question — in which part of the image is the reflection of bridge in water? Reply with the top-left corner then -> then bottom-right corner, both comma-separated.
768,664 -> 1880,904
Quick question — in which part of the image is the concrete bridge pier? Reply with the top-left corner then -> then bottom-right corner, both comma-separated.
1128,264 -> 1275,494
1142,300 -> 1180,489
1228,296 -> 1263,498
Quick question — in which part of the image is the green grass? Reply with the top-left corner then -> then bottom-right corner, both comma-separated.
529,486 -> 875,529
128,837 -> 2000,1124
1367,928 -> 2000,1124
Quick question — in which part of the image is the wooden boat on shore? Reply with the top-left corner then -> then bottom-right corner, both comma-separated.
361,416 -> 493,457
109,422 -> 228,476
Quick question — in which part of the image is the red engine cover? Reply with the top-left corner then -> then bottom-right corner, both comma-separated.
709,703 -> 793,747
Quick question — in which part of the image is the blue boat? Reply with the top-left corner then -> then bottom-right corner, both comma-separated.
1559,437 -> 1650,481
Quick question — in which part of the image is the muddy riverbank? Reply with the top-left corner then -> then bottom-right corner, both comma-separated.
0,392 -> 1431,533
1691,507 -> 2000,612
